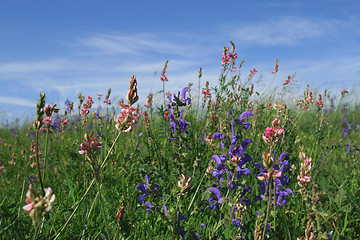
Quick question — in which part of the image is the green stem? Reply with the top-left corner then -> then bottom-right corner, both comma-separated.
262,178 -> 273,239
35,130 -> 45,194
43,127 -> 49,182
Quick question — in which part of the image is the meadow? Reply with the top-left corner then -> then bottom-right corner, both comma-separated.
0,43 -> 359,239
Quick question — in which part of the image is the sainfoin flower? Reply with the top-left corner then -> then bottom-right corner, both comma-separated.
23,184 -> 55,226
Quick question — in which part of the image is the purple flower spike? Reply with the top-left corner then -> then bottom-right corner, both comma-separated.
144,202 -> 152,213
154,184 -> 163,197
209,187 -> 224,204
178,229 -> 185,240
162,205 -> 167,216
228,171 -> 237,191
211,155 -> 226,170
238,111 -> 253,129
231,207 -> 241,227
213,132 -> 224,140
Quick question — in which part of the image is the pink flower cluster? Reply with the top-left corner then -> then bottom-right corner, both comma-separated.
23,184 -> 55,226
249,68 -> 258,76
221,44 -> 237,72
178,174 -> 191,196
81,96 -> 94,115
114,105 -> 140,132
160,60 -> 169,82
78,134 -> 103,155
262,119 -> 284,145
297,152 -> 312,184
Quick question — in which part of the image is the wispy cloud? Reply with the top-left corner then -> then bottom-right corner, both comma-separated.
230,18 -> 328,46
0,96 -> 34,107
78,33 -> 207,59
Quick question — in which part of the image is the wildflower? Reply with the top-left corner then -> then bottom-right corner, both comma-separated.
178,174 -> 191,196
237,111 -> 253,130
250,68 -> 258,76
78,132 -> 103,156
114,105 -> 139,132
144,202 -> 153,213
135,175 -> 149,203
161,60 -> 169,82
23,184 -> 55,226
207,187 -> 224,210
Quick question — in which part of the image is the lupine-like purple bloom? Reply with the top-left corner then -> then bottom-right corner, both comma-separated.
228,171 -> 237,191
135,175 -> 149,203
168,108 -> 190,141
162,205 -> 167,216
178,109 -> 190,133
274,178 -> 292,209
194,224 -> 206,240
212,132 -> 224,140
211,155 -> 227,184
168,86 -> 191,107
254,181 -> 266,201
235,154 -> 251,179
239,185 -> 252,206
212,132 -> 225,148
208,187 -> 224,209
237,111 -> 253,129
231,207 -> 241,227
144,202 -> 152,213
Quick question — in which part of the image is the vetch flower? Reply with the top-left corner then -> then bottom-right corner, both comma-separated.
23,184 -> 55,226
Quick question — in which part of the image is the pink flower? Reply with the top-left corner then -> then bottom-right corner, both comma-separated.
43,116 -> 52,125
264,127 -> 274,138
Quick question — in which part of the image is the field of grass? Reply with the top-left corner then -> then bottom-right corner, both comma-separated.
0,43 -> 359,239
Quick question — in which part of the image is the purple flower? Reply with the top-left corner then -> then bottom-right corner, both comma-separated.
195,224 -> 206,239
212,132 -> 224,140
144,202 -> 153,213
231,207 -> 241,227
178,229 -> 185,240
162,205 -> 168,216
135,175 -> 149,203
228,171 -> 237,191
237,111 -> 253,129
239,186 -> 252,206
274,178 -> 292,209
209,187 -> 224,204
255,181 -> 266,201
169,86 -> 191,107
236,154 -> 251,179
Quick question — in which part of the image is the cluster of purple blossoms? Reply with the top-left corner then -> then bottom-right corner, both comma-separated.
167,87 -> 191,141
206,111 -> 253,233
254,152 -> 292,209
135,175 -> 163,213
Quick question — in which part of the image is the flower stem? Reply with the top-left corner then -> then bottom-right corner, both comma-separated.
42,127 -> 49,182
35,129 -> 45,194
262,178 -> 273,239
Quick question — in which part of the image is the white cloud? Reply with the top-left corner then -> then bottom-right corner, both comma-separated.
0,96 -> 35,107
78,33 -> 206,58
231,18 -> 327,45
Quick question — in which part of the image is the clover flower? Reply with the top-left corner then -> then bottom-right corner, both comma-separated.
23,184 -> 55,226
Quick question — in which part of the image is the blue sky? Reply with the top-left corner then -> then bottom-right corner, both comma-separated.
1,0 -> 360,121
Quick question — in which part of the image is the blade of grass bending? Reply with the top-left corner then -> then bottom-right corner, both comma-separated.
54,178 -> 96,240
54,131 -> 124,239
188,172 -> 206,211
